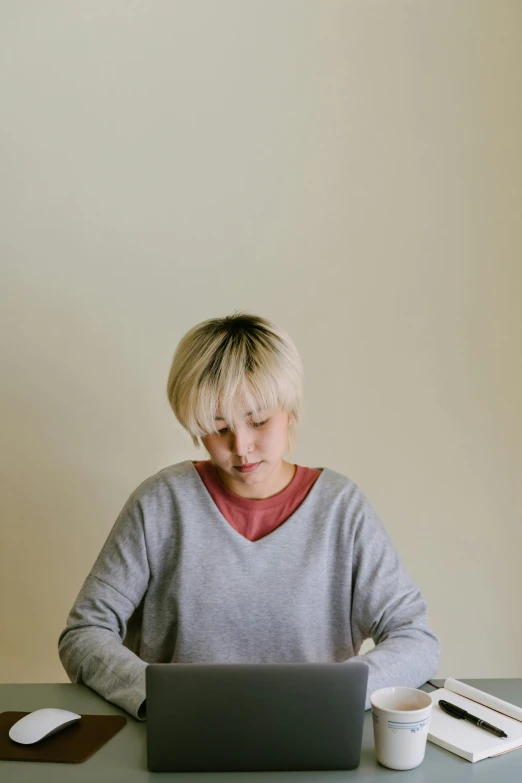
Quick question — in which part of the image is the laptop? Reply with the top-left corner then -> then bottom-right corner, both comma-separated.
146,661 -> 369,772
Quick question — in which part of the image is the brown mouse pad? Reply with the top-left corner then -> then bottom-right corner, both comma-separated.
0,712 -> 127,763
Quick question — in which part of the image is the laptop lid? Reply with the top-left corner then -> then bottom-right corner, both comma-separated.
146,661 -> 369,772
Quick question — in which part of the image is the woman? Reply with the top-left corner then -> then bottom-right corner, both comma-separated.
58,311 -> 440,721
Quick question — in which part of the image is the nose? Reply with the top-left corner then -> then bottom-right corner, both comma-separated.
230,425 -> 254,457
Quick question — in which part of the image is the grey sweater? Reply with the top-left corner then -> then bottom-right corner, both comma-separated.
58,460 -> 440,720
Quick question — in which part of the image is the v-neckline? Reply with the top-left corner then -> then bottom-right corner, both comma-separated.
187,460 -> 327,545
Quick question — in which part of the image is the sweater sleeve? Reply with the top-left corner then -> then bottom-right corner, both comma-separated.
57,492 -> 150,721
345,494 -> 440,710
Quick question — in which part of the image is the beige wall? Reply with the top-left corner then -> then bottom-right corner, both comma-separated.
1,1 -> 521,685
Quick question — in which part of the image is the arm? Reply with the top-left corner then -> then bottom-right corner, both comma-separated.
58,492 -> 150,721
345,494 -> 440,710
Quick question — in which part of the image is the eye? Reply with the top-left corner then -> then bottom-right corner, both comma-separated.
217,418 -> 269,435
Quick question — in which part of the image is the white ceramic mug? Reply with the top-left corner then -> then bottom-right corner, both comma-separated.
370,687 -> 433,770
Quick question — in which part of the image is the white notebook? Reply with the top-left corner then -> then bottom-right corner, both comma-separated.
428,678 -> 522,763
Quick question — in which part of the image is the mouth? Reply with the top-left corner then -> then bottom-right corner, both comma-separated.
234,462 -> 261,473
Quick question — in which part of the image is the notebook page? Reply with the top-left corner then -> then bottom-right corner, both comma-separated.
444,678 -> 522,723
428,689 -> 522,762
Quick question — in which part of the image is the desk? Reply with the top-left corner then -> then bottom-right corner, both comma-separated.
1,680 -> 521,781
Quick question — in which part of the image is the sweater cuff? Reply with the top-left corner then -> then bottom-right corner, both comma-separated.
137,698 -> 147,720
123,664 -> 148,721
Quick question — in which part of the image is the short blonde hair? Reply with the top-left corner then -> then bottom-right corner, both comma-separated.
167,311 -> 304,456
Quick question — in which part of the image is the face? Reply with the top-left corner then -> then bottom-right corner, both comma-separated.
200,405 -> 295,499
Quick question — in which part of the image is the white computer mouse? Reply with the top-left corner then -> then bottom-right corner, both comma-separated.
9,708 -> 82,744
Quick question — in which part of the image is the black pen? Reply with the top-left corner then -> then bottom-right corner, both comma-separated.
439,700 -> 508,738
